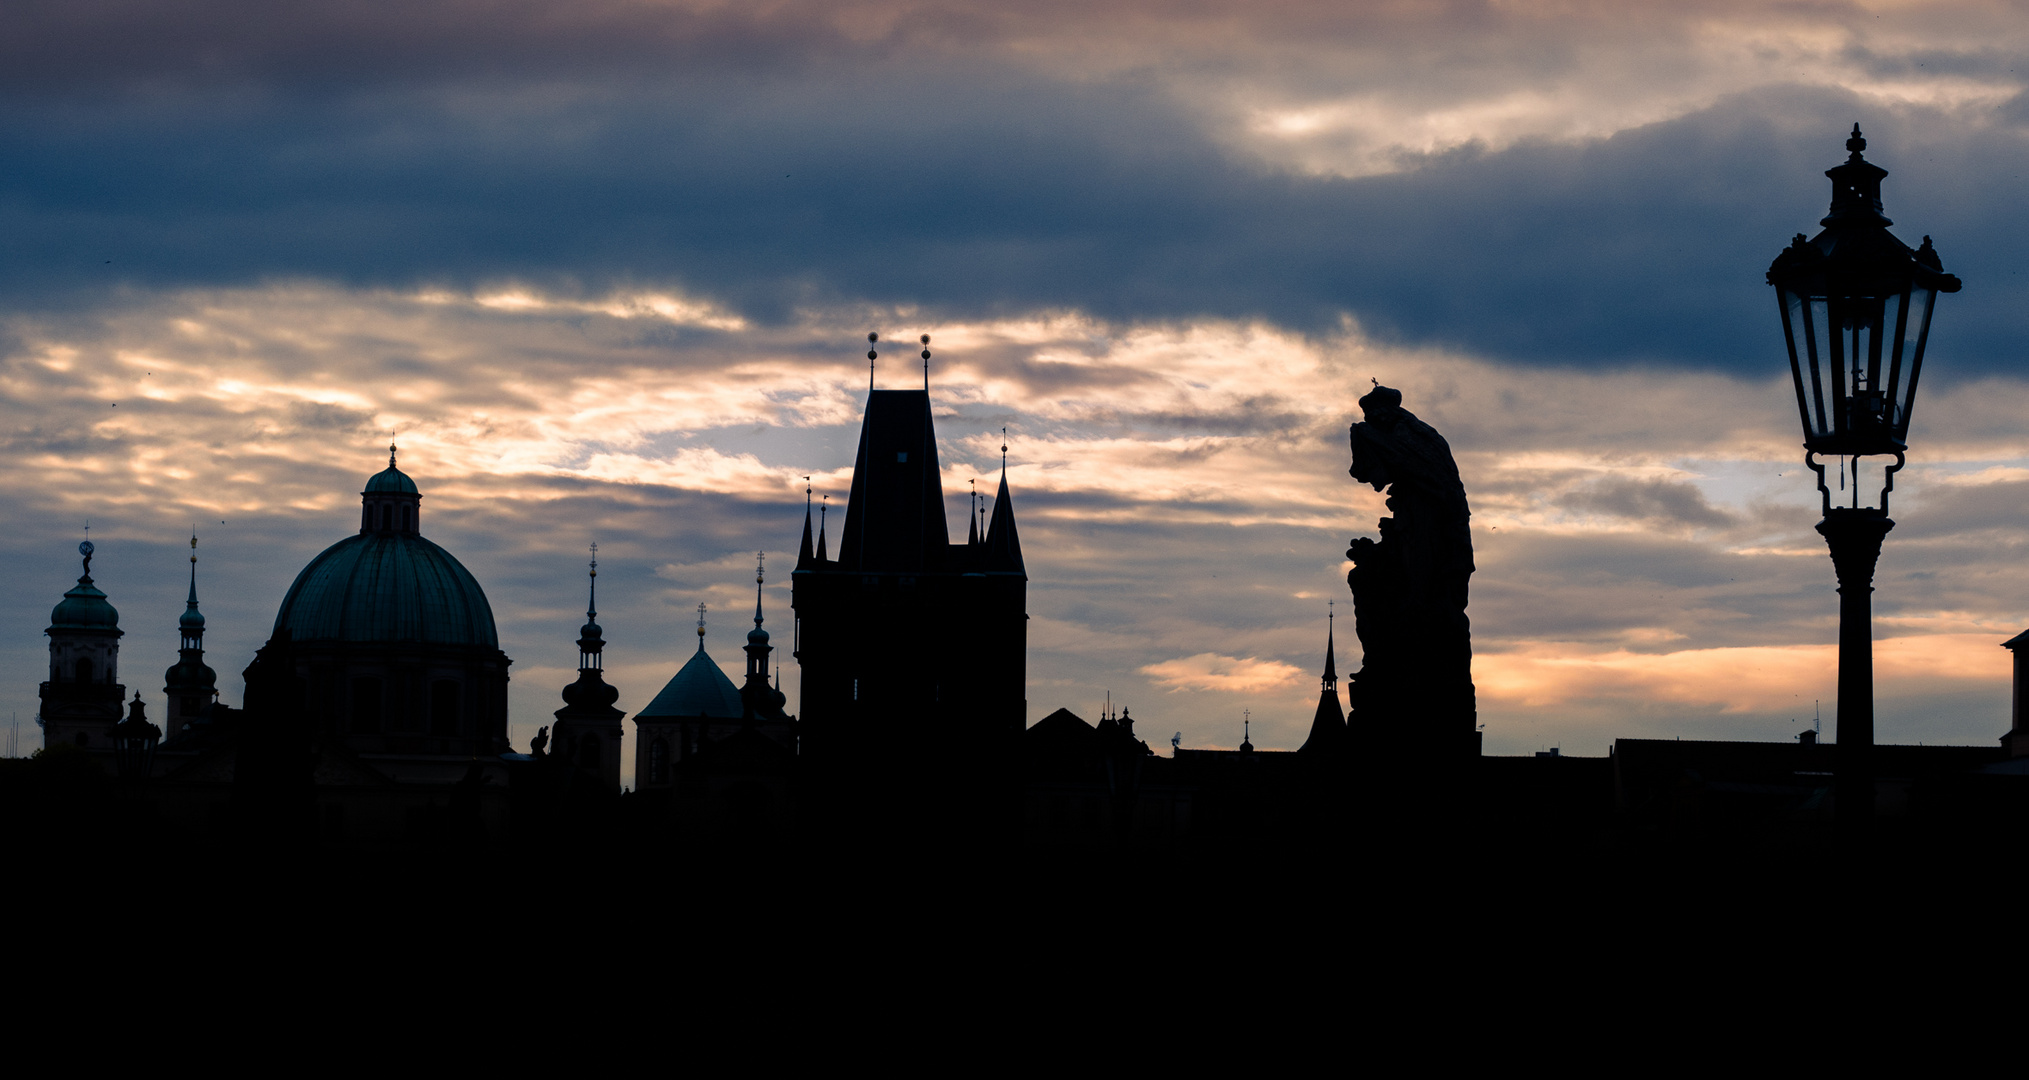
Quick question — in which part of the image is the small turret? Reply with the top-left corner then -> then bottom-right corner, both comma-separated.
360,441 -> 422,536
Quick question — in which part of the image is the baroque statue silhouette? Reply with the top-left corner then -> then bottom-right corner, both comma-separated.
1347,384 -> 1478,758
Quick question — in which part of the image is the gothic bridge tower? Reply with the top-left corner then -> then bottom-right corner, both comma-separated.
792,348 -> 1028,793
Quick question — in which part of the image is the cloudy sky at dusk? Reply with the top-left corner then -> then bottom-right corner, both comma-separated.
7,0 -> 2029,773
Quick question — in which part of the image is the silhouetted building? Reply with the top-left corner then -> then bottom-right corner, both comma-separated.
270,445 -> 512,769
792,389 -> 1027,780
2003,629 -> 2029,758
632,578 -> 793,792
39,541 -> 125,751
550,550 -> 625,791
161,533 -> 217,740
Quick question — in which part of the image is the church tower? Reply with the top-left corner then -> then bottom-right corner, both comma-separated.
552,545 -> 625,790
1298,605 -> 1347,757
162,533 -> 218,739
39,540 -> 126,751
792,345 -> 1028,791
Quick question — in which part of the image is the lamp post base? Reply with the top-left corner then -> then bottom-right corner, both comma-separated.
1817,507 -> 1893,832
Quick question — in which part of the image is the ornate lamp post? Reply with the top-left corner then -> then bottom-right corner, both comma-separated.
1767,125 -> 1961,827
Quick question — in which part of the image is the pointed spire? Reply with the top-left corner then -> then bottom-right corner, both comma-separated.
1240,709 -> 1253,753
178,530 -> 205,647
985,432 -> 1024,574
1323,600 -> 1337,691
816,497 -> 829,562
587,542 -> 598,622
1300,602 -> 1348,757
968,479 -> 980,545
753,551 -> 766,631
798,477 -> 815,568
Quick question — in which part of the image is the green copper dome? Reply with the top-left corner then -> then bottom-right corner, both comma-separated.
636,645 -> 743,719
273,532 -> 498,648
51,576 -> 119,631
365,464 -> 419,494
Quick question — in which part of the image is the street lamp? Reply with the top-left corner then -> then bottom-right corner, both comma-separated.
1767,124 -> 1961,827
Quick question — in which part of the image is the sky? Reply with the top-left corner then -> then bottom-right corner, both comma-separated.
6,0 -> 2029,775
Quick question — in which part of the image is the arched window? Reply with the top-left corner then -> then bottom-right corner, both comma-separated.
75,657 -> 94,683
430,680 -> 460,736
351,677 -> 383,733
649,738 -> 669,784
579,732 -> 600,770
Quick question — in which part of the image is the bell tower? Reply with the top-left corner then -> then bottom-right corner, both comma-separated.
553,544 -> 625,790
39,539 -> 126,751
162,533 -> 218,739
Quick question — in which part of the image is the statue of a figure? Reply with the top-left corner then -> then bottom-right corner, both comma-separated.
1346,384 -> 1477,759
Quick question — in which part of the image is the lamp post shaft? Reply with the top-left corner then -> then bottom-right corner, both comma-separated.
1817,507 -> 1893,828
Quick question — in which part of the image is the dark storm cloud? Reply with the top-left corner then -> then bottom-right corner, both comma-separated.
6,50 -> 2026,374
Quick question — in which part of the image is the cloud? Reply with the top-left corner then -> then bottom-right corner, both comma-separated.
1141,653 -> 1304,694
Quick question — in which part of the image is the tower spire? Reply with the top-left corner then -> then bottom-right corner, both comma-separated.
587,542 -> 598,622
968,478 -> 980,546
816,496 -> 829,562
696,602 -> 707,652
1323,600 -> 1337,691
754,551 -> 766,630
1299,601 -> 1348,757
867,332 -> 879,394
921,334 -> 931,391
798,477 -> 815,568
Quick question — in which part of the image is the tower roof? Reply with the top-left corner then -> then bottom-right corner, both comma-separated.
51,543 -> 118,632
839,390 -> 949,571
365,442 -> 420,494
985,466 -> 1024,574
1299,610 -> 1347,757
636,646 -> 744,720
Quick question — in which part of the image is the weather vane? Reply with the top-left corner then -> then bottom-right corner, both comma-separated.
867,331 -> 879,392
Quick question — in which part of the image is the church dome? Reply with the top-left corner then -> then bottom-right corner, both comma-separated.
179,605 -> 205,630
365,463 -> 420,494
273,532 -> 499,648
52,578 -> 119,631
636,646 -> 743,720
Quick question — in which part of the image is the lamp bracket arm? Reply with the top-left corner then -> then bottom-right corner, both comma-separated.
1805,451 -> 1832,517
1880,451 -> 1906,516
